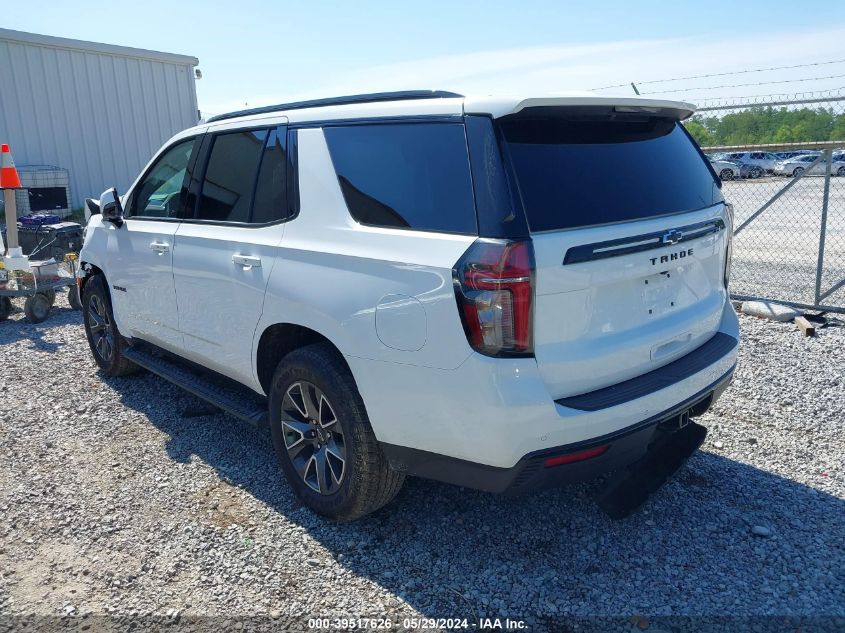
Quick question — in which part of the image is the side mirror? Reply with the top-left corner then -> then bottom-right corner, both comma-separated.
84,197 -> 100,222
99,187 -> 124,226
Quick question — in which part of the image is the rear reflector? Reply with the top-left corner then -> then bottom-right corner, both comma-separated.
544,444 -> 609,468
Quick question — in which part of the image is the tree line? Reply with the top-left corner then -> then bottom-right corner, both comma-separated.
684,106 -> 845,148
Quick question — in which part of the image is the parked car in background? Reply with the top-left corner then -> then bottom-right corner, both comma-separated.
720,151 -> 780,177
709,159 -> 742,181
773,154 -> 845,177
775,150 -> 821,160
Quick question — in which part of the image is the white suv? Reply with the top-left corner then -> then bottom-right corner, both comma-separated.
79,91 -> 739,521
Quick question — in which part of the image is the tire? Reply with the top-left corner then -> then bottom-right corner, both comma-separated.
837,166 -> 845,177
67,285 -> 82,310
792,167 -> 805,178
24,293 -> 51,323
0,297 -> 11,321
750,167 -> 763,179
42,289 -> 57,307
268,343 -> 404,521
719,168 -> 734,181
81,274 -> 139,376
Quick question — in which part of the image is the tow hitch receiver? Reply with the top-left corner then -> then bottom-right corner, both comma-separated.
597,420 -> 707,520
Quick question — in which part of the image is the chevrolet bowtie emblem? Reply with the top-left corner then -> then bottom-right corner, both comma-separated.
661,229 -> 683,245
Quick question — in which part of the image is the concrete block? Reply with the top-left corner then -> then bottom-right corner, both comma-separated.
740,300 -> 801,322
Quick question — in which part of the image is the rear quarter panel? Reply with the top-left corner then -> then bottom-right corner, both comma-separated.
253,127 -> 476,391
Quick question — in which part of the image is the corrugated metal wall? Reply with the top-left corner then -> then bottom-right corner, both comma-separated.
0,30 -> 198,209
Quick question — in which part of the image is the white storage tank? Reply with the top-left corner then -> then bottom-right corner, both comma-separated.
14,165 -> 72,218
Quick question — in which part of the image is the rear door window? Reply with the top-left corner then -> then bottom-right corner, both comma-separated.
251,127 -> 289,224
499,116 -> 718,232
197,129 -> 268,223
323,123 -> 477,235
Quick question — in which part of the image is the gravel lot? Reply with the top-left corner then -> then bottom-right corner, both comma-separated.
1,294 -> 843,632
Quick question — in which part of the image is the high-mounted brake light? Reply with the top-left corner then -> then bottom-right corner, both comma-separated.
453,239 -> 534,357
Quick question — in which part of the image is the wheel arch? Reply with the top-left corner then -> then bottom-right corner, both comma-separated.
255,322 -> 353,396
78,261 -> 105,292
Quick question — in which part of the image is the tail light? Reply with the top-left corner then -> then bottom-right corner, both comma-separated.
453,239 -> 534,357
724,202 -> 734,289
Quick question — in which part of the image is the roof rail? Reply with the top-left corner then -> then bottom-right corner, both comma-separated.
206,90 -> 465,123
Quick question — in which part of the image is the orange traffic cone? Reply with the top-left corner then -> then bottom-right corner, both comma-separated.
1,144 -> 22,189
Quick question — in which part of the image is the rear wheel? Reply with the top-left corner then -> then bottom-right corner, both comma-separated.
750,166 -> 763,179
24,293 -> 51,323
268,343 -> 404,521
82,274 -> 139,376
837,166 -> 845,177
719,168 -> 734,181
792,167 -> 805,178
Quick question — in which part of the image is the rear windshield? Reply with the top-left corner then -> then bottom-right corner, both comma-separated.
499,116 -> 718,232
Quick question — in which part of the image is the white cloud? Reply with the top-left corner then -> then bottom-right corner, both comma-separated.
201,25 -> 845,115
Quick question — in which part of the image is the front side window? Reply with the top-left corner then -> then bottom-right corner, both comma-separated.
129,138 -> 197,218
323,123 -> 477,235
197,129 -> 268,222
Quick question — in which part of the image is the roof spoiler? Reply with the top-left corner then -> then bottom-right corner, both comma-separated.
467,96 -> 696,121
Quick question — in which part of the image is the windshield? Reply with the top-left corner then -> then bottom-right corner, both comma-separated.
499,116 -> 719,232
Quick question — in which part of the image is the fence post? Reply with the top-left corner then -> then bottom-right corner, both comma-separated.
815,149 -> 833,306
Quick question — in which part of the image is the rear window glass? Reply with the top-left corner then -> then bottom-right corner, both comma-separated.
324,123 -> 477,235
500,117 -> 717,232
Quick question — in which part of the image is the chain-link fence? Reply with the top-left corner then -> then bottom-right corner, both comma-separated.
685,90 -> 845,312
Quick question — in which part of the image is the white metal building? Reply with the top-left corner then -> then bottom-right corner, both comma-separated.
0,28 -> 199,212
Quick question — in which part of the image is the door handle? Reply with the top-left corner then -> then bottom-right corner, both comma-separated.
149,241 -> 170,254
232,254 -> 262,268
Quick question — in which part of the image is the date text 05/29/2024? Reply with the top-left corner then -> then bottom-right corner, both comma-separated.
307,617 -> 528,630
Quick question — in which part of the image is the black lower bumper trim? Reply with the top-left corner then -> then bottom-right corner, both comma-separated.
555,332 -> 738,411
380,367 -> 734,495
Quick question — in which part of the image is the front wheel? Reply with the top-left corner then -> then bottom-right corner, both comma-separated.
719,168 -> 734,181
837,166 -> 845,177
268,343 -> 404,521
82,275 -> 139,376
750,167 -> 763,179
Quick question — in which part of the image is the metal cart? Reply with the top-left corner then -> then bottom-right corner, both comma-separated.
0,254 -> 82,323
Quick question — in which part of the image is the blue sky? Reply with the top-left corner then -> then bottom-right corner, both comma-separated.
6,0 -> 845,115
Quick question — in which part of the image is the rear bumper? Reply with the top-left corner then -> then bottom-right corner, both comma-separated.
381,367 -> 734,494
348,301 -> 739,470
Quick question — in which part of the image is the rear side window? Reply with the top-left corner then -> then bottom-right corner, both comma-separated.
251,127 -> 288,224
324,123 -> 477,235
500,117 -> 718,232
197,129 -> 268,222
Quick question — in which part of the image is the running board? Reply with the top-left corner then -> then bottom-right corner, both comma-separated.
123,346 -> 268,429
596,422 -> 708,520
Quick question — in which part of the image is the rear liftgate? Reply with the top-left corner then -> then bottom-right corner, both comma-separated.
596,414 -> 707,520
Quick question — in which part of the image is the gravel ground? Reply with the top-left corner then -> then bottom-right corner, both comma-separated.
0,294 -> 843,632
